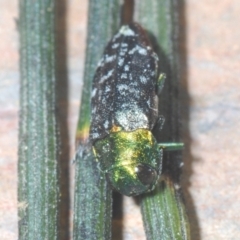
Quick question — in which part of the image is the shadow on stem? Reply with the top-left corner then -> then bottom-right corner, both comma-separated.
55,0 -> 70,239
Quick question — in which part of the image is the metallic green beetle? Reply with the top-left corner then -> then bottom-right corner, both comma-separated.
90,23 -> 183,196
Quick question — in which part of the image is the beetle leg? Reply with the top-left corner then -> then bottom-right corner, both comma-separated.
158,142 -> 184,151
73,142 -> 92,164
157,73 -> 166,95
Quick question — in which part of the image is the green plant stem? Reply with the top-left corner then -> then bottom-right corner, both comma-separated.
18,0 -> 59,239
135,1 -> 190,239
73,145 -> 112,240
73,0 -> 121,239
141,176 -> 190,240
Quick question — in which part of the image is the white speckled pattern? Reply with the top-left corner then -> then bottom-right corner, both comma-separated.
90,23 -> 159,141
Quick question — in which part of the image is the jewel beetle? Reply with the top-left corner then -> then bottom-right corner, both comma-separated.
89,23 -> 183,196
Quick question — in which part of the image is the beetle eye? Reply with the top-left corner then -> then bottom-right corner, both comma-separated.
135,164 -> 157,185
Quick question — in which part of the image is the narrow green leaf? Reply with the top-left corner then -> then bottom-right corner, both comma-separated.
135,1 -> 191,239
73,145 -> 112,240
73,0 -> 121,239
18,0 -> 60,239
141,176 -> 190,240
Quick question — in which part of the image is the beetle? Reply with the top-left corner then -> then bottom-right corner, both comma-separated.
89,23 -> 183,196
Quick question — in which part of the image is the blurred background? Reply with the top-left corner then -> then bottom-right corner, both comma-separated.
0,0 -> 240,239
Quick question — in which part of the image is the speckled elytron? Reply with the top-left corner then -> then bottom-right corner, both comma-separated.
90,23 -> 182,196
